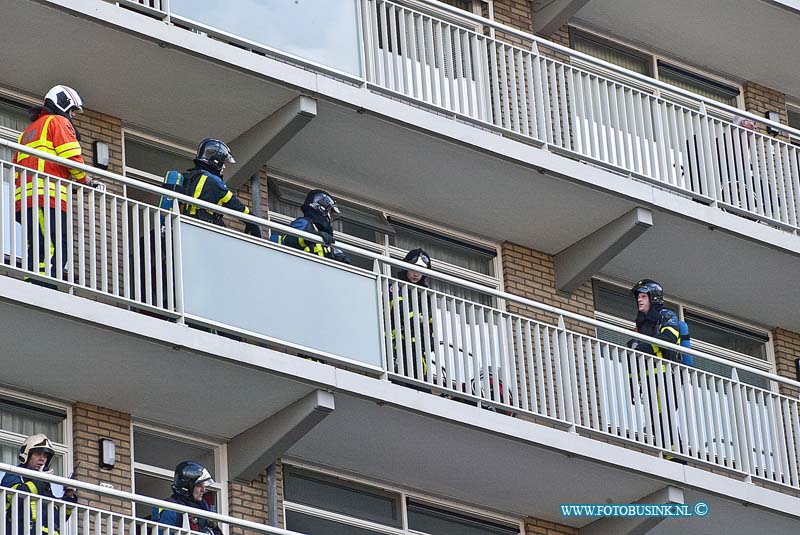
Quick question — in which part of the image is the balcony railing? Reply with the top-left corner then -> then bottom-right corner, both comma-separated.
0,463 -> 300,535
3,138 -> 800,494
111,0 -> 800,234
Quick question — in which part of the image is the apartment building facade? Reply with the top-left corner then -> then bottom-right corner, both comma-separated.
1,0 -> 800,534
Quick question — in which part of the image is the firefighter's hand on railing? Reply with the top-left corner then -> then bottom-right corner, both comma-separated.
88,177 -> 106,192
244,222 -> 263,238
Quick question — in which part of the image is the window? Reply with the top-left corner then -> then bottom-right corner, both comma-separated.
0,98 -> 28,161
592,279 -> 772,389
283,466 -> 521,535
122,131 -> 194,205
569,28 -> 741,108
570,31 -> 651,76
267,177 -> 500,303
132,426 -> 227,519
787,104 -> 800,146
0,394 -> 69,483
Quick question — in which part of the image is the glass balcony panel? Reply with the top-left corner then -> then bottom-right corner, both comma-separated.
180,221 -> 383,368
170,0 -> 363,76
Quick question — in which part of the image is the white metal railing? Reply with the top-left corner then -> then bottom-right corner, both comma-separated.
0,160 -> 179,315
0,463 -> 301,535
5,138 -> 800,492
361,0 -> 800,232
111,0 -> 800,233
381,275 -> 800,489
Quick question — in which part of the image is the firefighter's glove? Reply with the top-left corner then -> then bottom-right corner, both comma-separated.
319,231 -> 334,245
244,222 -> 262,238
331,247 -> 352,265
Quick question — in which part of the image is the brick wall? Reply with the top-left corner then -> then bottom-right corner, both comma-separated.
501,242 -> 595,335
525,516 -> 577,535
492,0 -> 534,47
772,328 -> 800,397
742,82 -> 789,140
72,402 -> 132,514
228,461 -> 284,530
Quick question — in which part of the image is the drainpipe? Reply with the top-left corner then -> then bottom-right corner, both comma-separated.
266,463 -> 278,527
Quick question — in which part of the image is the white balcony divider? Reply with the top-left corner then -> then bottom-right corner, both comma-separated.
0,463 -> 301,535
0,160 -> 179,315
5,137 -> 800,492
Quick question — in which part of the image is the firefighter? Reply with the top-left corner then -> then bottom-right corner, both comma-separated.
627,279 -> 684,462
179,138 -> 261,237
389,248 -> 435,380
1,434 -> 77,535
278,189 -> 351,264
152,461 -> 222,535
14,85 -> 97,285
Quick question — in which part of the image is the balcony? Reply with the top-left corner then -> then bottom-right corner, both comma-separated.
0,464 -> 292,535
4,1 -> 800,340
3,141 -> 800,523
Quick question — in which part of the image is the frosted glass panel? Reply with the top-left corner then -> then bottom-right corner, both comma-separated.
170,0 -> 363,76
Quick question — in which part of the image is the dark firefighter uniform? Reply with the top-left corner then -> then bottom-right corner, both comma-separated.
389,282 -> 435,379
179,168 -> 261,237
628,304 -> 682,455
153,493 -> 222,535
1,472 -> 76,535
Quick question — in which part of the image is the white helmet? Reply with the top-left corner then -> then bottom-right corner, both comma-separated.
44,85 -> 83,114
19,433 -> 55,470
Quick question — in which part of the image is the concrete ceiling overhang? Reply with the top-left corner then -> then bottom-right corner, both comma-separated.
574,0 -> 800,100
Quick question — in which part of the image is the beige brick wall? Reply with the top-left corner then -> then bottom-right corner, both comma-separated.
501,242 -> 595,335
742,81 -> 788,140
525,516 -> 577,535
772,328 -> 800,397
72,402 -> 133,514
228,461 -> 284,530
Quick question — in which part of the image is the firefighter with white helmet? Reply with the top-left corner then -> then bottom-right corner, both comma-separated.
1,434 -> 77,534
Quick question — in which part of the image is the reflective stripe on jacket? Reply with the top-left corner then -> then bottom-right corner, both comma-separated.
14,113 -> 87,212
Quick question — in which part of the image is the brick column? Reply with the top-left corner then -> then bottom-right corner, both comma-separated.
501,242 -> 595,335
742,82 -> 789,141
525,516 -> 577,535
772,328 -> 800,398
228,461 -> 284,529
72,402 -> 132,514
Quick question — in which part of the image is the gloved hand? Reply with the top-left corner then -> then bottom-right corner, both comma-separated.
331,247 -> 352,264
626,339 -> 639,351
244,222 -> 262,238
62,487 -> 78,502
318,231 -> 334,245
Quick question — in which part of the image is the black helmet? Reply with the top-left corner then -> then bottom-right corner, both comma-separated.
172,461 -> 215,500
303,189 -> 340,222
194,138 -> 235,176
398,248 -> 432,284
631,279 -> 664,306
18,434 -> 55,471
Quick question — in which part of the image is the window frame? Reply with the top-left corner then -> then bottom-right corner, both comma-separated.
130,422 -> 229,517
0,387 -> 72,477
121,129 -> 195,186
591,277 -> 775,384
282,462 -> 523,535
786,101 -> 800,146
266,172 -> 503,295
567,26 -> 745,113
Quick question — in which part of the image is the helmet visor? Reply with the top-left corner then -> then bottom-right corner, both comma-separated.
225,152 -> 236,165
197,468 -> 215,488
